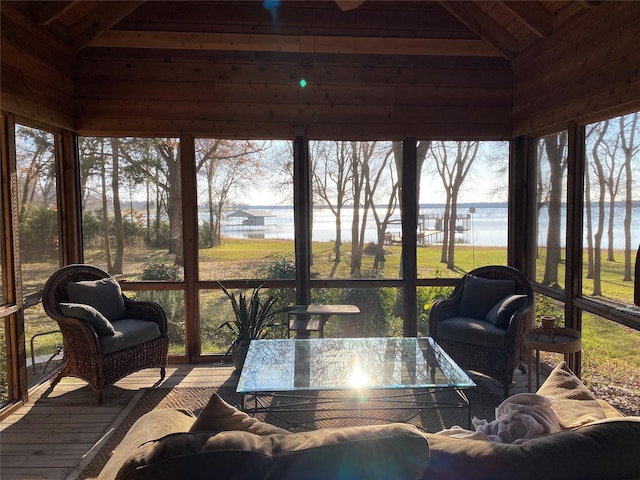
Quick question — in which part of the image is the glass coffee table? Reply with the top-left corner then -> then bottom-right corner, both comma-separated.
237,337 -> 476,430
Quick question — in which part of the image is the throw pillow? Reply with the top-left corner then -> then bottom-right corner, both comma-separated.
458,275 -> 516,320
60,302 -> 116,336
65,277 -> 127,322
189,393 -> 289,436
485,294 -> 527,329
536,361 -> 606,429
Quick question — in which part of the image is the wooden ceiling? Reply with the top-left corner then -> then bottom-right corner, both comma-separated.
9,1 -> 598,60
4,1 -> 638,139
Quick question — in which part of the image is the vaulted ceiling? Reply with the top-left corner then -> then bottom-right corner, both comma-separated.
4,1 -> 638,139
8,1 -> 600,60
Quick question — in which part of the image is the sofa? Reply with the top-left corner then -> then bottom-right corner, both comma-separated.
99,362 -> 640,480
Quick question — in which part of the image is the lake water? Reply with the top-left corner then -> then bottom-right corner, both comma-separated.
216,204 -> 639,249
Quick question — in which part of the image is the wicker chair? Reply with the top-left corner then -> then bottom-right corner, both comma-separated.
42,264 -> 169,404
429,265 -> 534,398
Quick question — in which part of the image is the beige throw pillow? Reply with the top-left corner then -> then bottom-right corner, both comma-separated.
536,361 -> 607,429
188,392 -> 289,435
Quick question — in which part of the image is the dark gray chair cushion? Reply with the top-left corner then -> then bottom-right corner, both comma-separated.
65,277 -> 127,322
458,275 -> 516,320
60,302 -> 116,336
99,319 -> 161,354
437,317 -> 507,348
485,294 -> 527,329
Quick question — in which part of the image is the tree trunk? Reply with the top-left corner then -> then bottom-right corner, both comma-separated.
110,138 -> 124,274
542,133 -> 566,286
620,113 -> 637,282
100,154 -> 112,272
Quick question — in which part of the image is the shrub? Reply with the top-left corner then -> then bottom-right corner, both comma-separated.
142,260 -> 182,280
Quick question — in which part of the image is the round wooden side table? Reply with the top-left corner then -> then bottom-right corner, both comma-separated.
523,327 -> 581,392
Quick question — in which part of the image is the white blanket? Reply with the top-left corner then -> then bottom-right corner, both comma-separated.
436,393 -> 562,444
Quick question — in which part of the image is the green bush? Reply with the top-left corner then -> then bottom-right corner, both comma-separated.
142,260 -> 182,280
20,206 -> 58,261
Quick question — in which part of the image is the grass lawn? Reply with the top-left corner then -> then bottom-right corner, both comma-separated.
14,238 -> 640,410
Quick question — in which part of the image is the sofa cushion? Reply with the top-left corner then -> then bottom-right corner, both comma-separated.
65,277 -> 127,322
189,393 -> 289,436
437,317 -> 507,348
117,423 -> 430,480
485,294 -> 527,329
423,416 -> 640,480
98,319 -> 161,355
60,302 -> 116,336
98,409 -> 197,480
536,361 -> 609,428
458,275 -> 516,320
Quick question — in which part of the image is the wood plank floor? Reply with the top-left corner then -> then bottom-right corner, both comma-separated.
0,364 -> 536,480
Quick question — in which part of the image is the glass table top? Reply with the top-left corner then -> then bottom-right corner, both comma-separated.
237,337 -> 475,393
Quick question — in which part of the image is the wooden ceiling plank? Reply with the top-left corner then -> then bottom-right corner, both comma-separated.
501,1 -> 554,38
71,1 -> 145,50
85,31 -> 502,57
29,1 -> 75,26
438,1 -> 520,59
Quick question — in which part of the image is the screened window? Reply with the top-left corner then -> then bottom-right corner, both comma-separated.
418,141 -> 509,279
534,131 -> 568,290
583,113 -> 640,306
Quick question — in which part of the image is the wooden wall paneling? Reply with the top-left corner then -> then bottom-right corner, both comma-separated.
118,1 -> 466,39
518,2 -> 640,69
73,117 -> 512,141
513,47 -> 640,121
512,2 -> 640,135
1,8 -> 75,129
73,101 -> 511,126
513,78 -> 640,137
0,5 -> 74,61
73,59 -> 512,92
1,64 -> 73,117
513,24 -> 640,103
75,82 -> 512,108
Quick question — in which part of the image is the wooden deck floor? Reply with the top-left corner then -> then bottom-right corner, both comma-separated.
0,364 -> 536,480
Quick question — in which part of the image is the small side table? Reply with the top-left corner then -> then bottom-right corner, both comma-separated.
523,327 -> 581,392
287,304 -> 360,338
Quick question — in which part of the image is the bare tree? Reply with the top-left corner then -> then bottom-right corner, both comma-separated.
312,141 -> 352,263
431,141 -> 479,270
195,139 -> 268,247
349,141 -> 376,274
110,138 -> 124,274
365,145 -> 397,270
15,126 -> 55,223
619,112 -> 639,282
542,132 -> 567,287
589,120 -> 610,296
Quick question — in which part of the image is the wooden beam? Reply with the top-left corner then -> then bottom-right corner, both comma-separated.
71,1 -> 145,50
438,1 -> 520,59
500,1 -> 554,38
86,31 -> 502,57
29,1 -> 75,26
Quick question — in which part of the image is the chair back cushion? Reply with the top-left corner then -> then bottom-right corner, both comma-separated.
458,275 -> 516,320
60,302 -> 116,336
485,294 -> 527,329
65,277 -> 127,322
